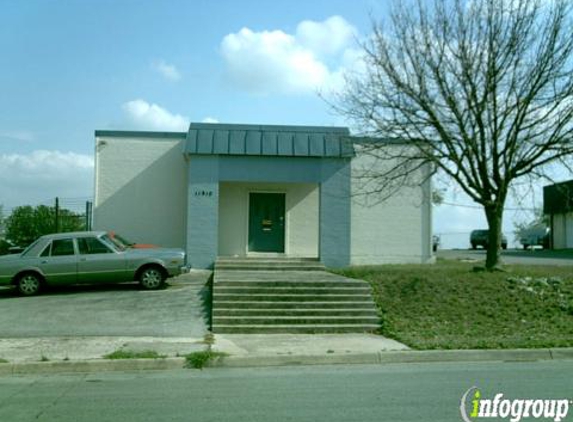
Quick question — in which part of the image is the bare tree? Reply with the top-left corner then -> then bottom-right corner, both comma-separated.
336,0 -> 573,269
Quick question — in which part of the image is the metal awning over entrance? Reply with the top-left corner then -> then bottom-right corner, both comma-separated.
184,123 -> 355,158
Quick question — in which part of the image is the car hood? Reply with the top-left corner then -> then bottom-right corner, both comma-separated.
122,247 -> 184,257
0,254 -> 20,263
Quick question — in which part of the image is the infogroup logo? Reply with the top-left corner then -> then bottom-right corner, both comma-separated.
460,387 -> 571,422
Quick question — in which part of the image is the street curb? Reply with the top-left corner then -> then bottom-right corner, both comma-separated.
210,353 -> 381,368
0,358 -> 187,376
1,348 -> 572,376
209,348 -> 573,368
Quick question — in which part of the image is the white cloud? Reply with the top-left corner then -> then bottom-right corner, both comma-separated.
0,131 -> 35,143
202,117 -> 219,124
0,151 -> 94,209
152,60 -> 181,81
296,15 -> 357,57
220,16 -> 360,95
122,99 -> 189,131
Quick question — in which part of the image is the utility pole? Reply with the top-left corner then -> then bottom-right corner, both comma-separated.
85,201 -> 93,231
55,197 -> 60,233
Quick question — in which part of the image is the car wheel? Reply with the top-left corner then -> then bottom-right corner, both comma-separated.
139,266 -> 165,290
17,273 -> 42,296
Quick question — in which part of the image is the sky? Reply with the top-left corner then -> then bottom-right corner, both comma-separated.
0,0 -> 550,247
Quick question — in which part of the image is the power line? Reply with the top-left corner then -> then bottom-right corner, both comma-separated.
439,201 -> 538,212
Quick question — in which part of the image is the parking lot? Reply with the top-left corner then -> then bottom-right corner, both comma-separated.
1,249 -> 570,341
437,248 -> 573,266
0,271 -> 211,339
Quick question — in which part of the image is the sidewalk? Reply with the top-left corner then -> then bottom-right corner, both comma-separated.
211,333 -> 408,366
1,333 -> 572,375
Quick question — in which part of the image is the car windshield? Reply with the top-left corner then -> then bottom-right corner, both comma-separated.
100,234 -> 124,252
107,232 -> 135,249
20,238 -> 42,257
114,234 -> 134,247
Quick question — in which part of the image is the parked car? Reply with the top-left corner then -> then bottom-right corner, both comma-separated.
470,229 -> 507,249
0,231 -> 186,296
519,224 -> 550,249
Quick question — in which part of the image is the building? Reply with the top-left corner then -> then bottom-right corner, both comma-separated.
93,123 -> 433,268
544,179 -> 573,249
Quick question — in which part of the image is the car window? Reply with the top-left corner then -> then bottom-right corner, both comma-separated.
40,244 -> 51,257
50,239 -> 75,256
78,237 -> 113,255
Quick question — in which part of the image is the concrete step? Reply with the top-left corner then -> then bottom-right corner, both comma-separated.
211,260 -> 380,334
213,293 -> 374,302
213,308 -> 379,317
214,258 -> 326,272
214,279 -> 368,288
215,270 -> 336,277
212,324 -> 380,334
216,257 -> 321,264
214,286 -> 372,295
212,316 -> 380,325
212,301 -> 378,310
215,264 -> 326,272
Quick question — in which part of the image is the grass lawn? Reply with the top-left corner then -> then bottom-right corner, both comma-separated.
335,260 -> 573,350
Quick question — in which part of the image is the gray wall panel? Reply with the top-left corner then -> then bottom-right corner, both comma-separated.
186,156 -> 219,268
320,159 -> 351,268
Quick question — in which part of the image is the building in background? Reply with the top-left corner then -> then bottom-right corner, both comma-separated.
93,123 -> 433,269
544,179 -> 573,249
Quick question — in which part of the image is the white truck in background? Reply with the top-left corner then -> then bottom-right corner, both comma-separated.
519,223 -> 550,249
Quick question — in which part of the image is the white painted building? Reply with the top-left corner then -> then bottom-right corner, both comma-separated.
93,123 -> 433,268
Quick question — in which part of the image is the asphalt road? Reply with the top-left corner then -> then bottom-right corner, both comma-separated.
0,273 -> 210,338
438,248 -> 573,266
0,361 -> 571,422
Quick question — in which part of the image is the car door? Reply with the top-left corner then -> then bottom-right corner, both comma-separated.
38,238 -> 78,285
76,236 -> 128,283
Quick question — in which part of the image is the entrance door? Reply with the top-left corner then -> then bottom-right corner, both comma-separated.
248,193 -> 285,253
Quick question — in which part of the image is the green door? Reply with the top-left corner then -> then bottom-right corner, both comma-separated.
248,193 -> 285,253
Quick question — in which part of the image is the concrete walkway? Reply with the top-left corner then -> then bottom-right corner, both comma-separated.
2,330 -> 573,376
0,333 -> 407,363
213,333 -> 408,356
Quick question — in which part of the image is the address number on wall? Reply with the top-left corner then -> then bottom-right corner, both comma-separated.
194,190 -> 214,197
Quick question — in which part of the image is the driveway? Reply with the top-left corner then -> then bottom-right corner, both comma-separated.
437,248 -> 573,266
0,271 -> 211,338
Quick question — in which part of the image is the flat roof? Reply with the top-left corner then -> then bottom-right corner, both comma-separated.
95,130 -> 187,139
94,123 -> 356,158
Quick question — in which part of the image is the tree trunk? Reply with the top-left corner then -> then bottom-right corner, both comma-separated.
484,206 -> 503,270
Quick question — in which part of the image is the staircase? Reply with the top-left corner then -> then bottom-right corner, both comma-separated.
212,257 -> 380,334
